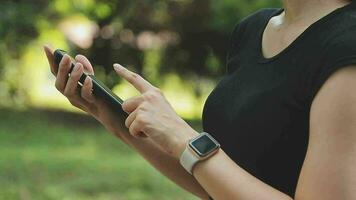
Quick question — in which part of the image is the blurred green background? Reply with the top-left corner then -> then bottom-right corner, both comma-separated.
0,0 -> 280,199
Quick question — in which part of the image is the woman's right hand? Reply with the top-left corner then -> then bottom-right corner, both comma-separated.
43,45 -> 127,137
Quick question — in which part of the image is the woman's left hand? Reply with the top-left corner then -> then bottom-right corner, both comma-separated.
113,63 -> 199,159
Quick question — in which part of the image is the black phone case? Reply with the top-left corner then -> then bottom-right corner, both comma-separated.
54,49 -> 129,120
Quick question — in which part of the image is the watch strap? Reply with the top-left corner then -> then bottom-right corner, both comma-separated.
179,144 -> 200,174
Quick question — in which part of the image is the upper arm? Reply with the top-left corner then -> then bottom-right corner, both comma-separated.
294,65 -> 356,200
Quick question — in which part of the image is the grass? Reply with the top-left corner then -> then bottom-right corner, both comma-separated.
0,108 -> 200,200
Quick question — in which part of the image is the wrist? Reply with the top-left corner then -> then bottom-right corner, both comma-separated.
173,128 -> 199,160
178,132 -> 221,175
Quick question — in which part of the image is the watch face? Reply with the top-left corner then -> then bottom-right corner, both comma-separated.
189,133 -> 220,157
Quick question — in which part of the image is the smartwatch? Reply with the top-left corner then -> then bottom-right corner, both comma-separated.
179,132 -> 220,175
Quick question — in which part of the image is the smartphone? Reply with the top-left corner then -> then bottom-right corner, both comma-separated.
53,49 -> 129,120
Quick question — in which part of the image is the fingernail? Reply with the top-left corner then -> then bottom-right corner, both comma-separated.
113,63 -> 124,71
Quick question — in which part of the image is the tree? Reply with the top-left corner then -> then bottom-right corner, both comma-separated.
0,0 -> 280,108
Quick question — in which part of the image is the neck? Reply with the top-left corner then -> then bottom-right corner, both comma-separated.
282,0 -> 350,23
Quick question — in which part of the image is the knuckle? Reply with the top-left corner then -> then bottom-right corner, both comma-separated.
130,72 -> 140,80
144,91 -> 157,100
136,113 -> 146,124
128,72 -> 141,83
137,104 -> 146,111
142,93 -> 150,100
136,114 -> 148,130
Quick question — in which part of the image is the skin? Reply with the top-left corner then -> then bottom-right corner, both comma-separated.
44,47 -> 209,199
44,0 -> 356,199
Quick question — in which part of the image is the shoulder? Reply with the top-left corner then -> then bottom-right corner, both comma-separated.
321,26 -> 356,68
323,4 -> 356,44
228,8 -> 280,51
311,4 -> 356,139
327,26 -> 356,47
305,27 -> 356,107
230,8 -> 280,35
310,64 -> 356,117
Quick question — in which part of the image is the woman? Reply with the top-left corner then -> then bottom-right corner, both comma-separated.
44,0 -> 356,199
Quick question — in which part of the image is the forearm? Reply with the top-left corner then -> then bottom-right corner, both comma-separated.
113,128 -> 210,200
193,149 -> 293,200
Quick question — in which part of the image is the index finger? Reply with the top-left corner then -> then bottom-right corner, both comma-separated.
43,45 -> 57,75
113,63 -> 153,93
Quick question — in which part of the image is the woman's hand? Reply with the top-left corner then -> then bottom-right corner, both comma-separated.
44,46 -> 211,199
113,63 -> 199,159
44,45 -> 198,159
43,46 -> 127,136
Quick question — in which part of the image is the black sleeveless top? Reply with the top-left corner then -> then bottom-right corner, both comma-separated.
202,3 -> 356,197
